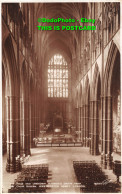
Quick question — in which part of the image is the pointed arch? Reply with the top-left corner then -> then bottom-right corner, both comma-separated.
4,35 -> 20,96
2,34 -> 20,172
104,41 -> 119,96
101,41 -> 120,169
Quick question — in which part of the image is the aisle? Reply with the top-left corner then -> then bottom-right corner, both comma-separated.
2,147 -> 121,193
25,147 -> 83,193
45,148 -> 80,193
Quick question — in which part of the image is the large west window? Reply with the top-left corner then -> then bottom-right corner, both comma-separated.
48,54 -> 68,98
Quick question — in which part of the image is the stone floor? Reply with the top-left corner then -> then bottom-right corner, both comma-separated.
2,147 -> 121,193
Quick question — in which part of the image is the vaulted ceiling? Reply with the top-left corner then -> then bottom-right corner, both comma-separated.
33,3 -> 90,67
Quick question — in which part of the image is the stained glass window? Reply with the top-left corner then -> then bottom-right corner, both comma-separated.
48,54 -> 68,98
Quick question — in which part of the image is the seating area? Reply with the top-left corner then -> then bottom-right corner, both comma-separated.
8,164 -> 49,193
73,161 -> 119,193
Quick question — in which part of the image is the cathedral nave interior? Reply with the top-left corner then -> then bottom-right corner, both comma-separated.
2,2 -> 121,193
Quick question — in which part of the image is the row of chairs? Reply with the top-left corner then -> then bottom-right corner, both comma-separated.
8,164 -> 49,193
73,161 -> 117,193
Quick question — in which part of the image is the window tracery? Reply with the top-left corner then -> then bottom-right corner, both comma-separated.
48,54 -> 68,98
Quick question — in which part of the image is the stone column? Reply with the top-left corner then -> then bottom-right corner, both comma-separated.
83,105 -> 85,146
93,100 -> 99,155
75,108 -> 79,140
101,96 -> 104,165
81,106 -> 84,143
38,108 -> 41,136
30,103 -> 35,148
78,107 -> 81,140
33,102 -> 36,139
85,104 -> 89,147
88,103 -> 91,150
37,107 -> 40,137
102,96 -> 108,169
36,97 -> 40,137
21,100 -> 30,156
107,96 -> 113,169
6,96 -> 20,172
90,101 -> 94,155
28,101 -> 31,153
75,108 -> 78,130
29,102 -> 31,148
27,101 -> 31,155
80,107 -> 82,141
34,99 -> 38,138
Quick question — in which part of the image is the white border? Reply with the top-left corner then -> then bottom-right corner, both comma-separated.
0,1 -> 122,194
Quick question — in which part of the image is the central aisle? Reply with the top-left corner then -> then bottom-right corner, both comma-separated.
3,147 -> 120,193
25,147 -> 101,193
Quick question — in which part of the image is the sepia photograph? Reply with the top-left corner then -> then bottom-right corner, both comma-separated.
1,0 -> 121,193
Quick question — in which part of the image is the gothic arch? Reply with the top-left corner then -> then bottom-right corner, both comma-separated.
2,35 -> 20,172
91,63 -> 101,155
3,35 -> 20,96
2,51 -> 10,96
104,41 -> 119,96
101,41 -> 120,169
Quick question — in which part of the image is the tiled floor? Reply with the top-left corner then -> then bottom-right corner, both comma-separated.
2,147 -> 121,193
